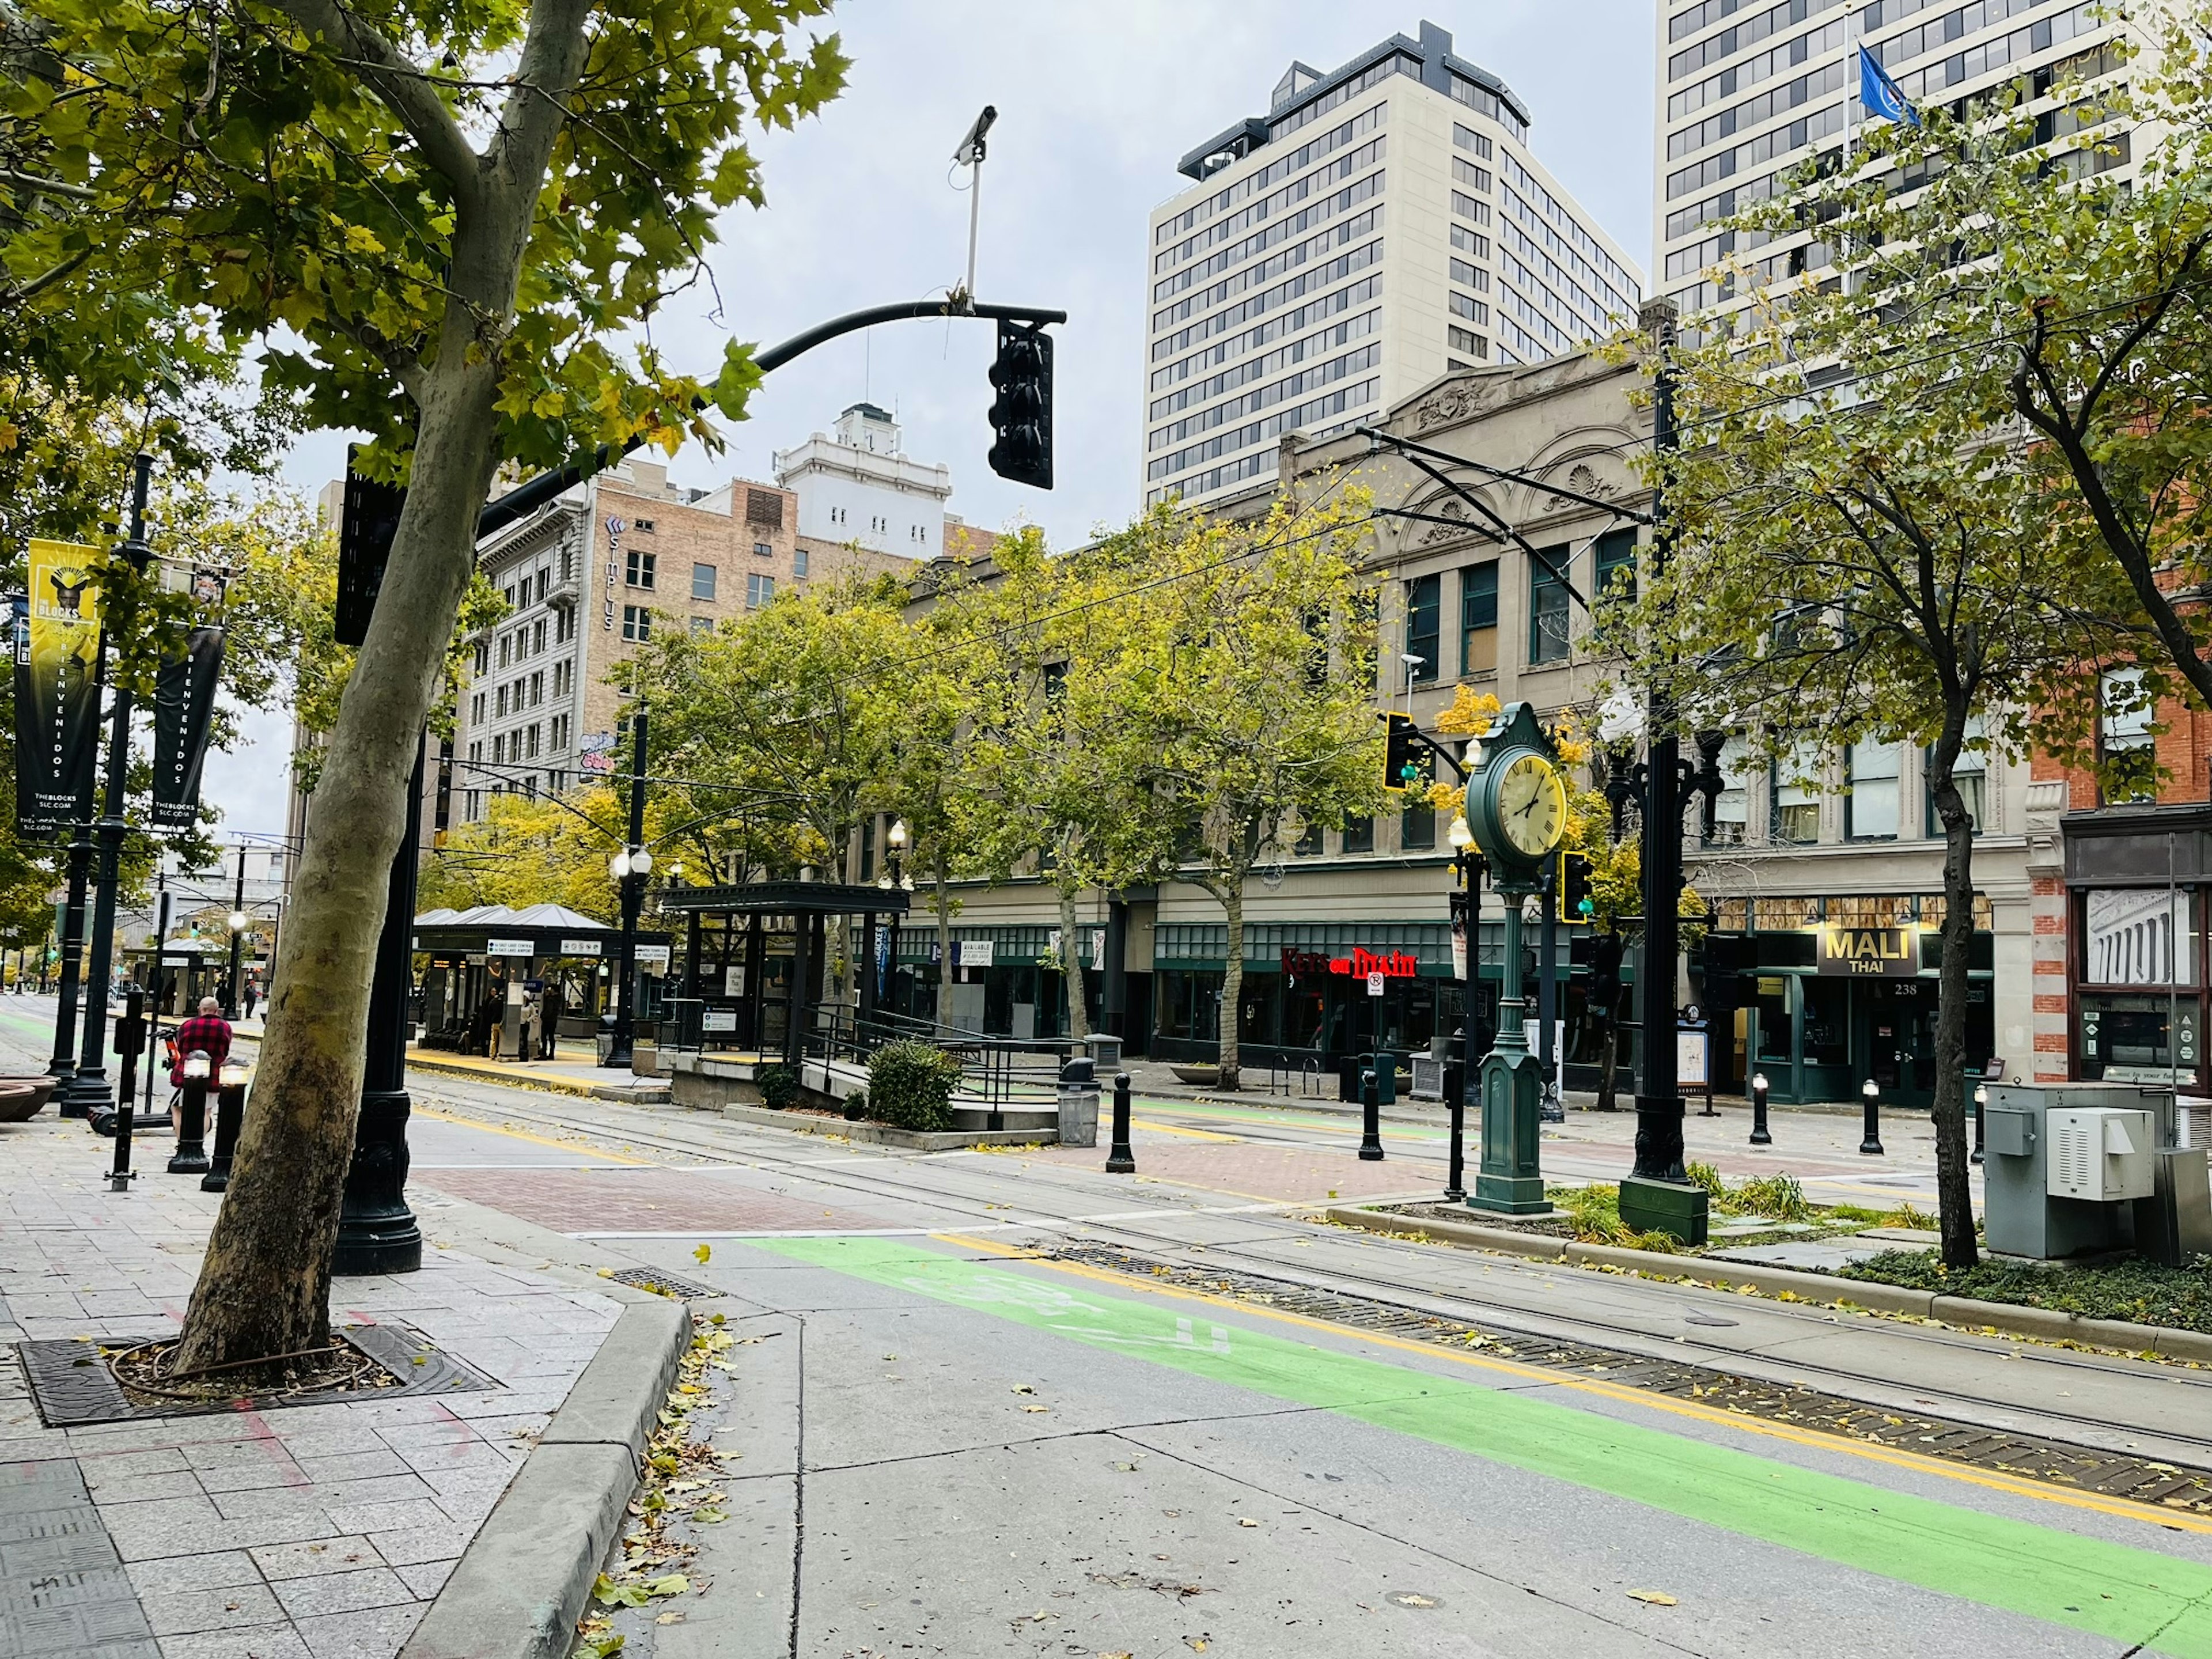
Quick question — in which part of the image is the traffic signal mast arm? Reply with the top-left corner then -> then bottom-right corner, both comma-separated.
476,297 -> 1068,539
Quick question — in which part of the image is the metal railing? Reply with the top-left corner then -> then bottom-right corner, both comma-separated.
805,1003 -> 1075,1109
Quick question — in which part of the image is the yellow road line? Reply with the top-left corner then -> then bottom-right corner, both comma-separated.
412,1104 -> 650,1165
930,1230 -> 2212,1539
1128,1118 -> 1242,1142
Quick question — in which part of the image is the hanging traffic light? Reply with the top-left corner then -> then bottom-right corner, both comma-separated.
1560,849 -> 1594,921
986,320 -> 1054,489
1588,931 -> 1624,1014
1382,712 -> 1429,793
336,446 -> 407,647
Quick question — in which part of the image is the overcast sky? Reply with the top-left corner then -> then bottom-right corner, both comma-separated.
206,1 -> 1657,842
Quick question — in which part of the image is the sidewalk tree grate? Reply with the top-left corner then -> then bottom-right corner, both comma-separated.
1045,1243 -> 2212,1516
605,1266 -> 722,1300
17,1320 -> 503,1427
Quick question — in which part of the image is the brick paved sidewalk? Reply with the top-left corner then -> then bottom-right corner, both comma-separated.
0,1086 -> 622,1657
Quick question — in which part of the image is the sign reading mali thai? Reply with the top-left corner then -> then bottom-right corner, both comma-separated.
1817,924 -> 1922,978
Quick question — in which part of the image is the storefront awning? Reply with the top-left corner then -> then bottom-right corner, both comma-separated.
657,881 -> 910,918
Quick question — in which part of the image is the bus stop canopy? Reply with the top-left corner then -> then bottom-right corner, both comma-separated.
410,903 -> 669,959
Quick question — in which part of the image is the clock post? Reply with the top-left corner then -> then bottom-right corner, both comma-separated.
1465,705 -> 1564,1216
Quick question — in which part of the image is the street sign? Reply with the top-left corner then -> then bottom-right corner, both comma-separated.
486,938 -> 533,957
1677,1027 -> 1710,1089
702,1009 -> 737,1033
1366,971 -> 1385,997
559,938 -> 603,957
635,945 -> 672,970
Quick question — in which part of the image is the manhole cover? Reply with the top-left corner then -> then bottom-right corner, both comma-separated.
606,1267 -> 721,1300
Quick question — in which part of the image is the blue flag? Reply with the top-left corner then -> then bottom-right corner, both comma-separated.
1859,46 -> 1919,126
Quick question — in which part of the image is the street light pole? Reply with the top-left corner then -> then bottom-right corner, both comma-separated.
224,844 -> 247,1016
65,453 -> 154,1118
886,819 -> 908,1021
1446,813 -> 1480,1203
604,709 -> 649,1069
47,832 -> 91,1103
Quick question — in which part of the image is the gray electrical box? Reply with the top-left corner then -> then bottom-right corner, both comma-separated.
1983,1083 -> 2169,1259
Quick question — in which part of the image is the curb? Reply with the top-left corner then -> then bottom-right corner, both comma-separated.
1323,1204 -> 2212,1362
405,1052 -> 670,1103
713,1100 -> 1058,1150
400,1298 -> 690,1659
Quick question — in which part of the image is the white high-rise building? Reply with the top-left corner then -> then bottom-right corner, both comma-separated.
1655,0 -> 2159,316
1143,20 -> 1643,511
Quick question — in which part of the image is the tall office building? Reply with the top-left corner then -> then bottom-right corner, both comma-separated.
1655,0 -> 2159,315
1143,21 -> 1643,510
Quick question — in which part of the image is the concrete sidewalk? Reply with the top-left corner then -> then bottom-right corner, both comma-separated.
0,1057 -> 635,1657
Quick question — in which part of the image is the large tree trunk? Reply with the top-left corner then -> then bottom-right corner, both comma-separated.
1928,713 -> 1980,1271
175,0 -> 592,1372
1215,877 -> 1244,1090
1058,873 -> 1089,1042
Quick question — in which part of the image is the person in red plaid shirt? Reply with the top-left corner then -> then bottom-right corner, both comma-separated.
170,997 -> 233,1134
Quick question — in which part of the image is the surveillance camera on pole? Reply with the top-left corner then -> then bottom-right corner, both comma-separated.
952,104 -> 998,310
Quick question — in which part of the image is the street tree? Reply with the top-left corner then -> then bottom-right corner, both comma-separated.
0,0 -> 849,1371
1131,491 -> 1385,1090
953,531 -> 1177,1041
1611,281 -> 2146,1267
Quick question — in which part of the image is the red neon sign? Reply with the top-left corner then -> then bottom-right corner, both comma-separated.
1280,946 -> 1420,980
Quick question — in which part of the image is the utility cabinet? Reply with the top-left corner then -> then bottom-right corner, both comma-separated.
2046,1108 -> 2156,1203
1984,1083 -> 2162,1259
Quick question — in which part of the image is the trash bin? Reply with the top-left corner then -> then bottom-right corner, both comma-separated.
1057,1056 -> 1099,1148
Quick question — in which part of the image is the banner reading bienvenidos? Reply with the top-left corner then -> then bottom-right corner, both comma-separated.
14,541 -> 105,835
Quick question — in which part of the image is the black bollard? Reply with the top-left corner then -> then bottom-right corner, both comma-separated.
110,989 -> 143,1191
1971,1084 -> 1986,1166
202,1063 -> 247,1192
1446,1074 -> 1467,1201
1105,1073 -> 1135,1173
1858,1078 -> 1884,1157
1749,1071 -> 1771,1147
1358,1066 -> 1384,1161
169,1052 -> 211,1175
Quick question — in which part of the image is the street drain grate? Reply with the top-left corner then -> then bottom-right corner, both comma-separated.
605,1267 -> 721,1300
1046,1244 -> 2212,1516
18,1322 -> 502,1427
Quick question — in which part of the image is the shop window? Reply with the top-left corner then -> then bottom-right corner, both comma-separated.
1402,801 -> 1435,850
1771,745 -> 1822,843
1404,574 -> 1440,687
2078,993 -> 2199,1084
1342,816 -> 1374,854
1594,527 -> 1637,601
1460,563 -> 1498,674
1846,741 -> 1900,840
1528,549 -> 1570,664
1707,736 -> 1750,845
1925,718 -> 1986,835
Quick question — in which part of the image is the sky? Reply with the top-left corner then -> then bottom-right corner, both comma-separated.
203,1 -> 1658,842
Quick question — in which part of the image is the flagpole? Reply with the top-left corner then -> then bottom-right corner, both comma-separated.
1844,5 -> 1857,174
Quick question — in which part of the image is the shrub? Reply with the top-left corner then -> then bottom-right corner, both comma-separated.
867,1040 -> 963,1132
1733,1172 -> 1810,1222
843,1089 -> 868,1123
756,1064 -> 799,1110
1684,1161 -> 1726,1200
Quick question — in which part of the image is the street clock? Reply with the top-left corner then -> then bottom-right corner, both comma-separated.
1467,703 -> 1567,880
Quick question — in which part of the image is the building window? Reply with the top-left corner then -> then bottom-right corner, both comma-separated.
1846,741 -> 1901,840
747,573 -> 775,609
1772,747 -> 1822,844
622,604 -> 651,641
553,608 -> 570,644
753,541 -> 772,558
492,733 -> 505,763
1926,721 -> 1987,836
468,740 -> 482,764
1529,550 -> 1570,664
691,616 -> 713,635
633,518 -> 654,534
1448,325 -> 1490,359
535,569 -> 549,602
527,723 -> 541,759
745,488 -> 783,528
692,561 -> 717,600
1707,736 -> 1750,846
1402,801 -> 1435,850
548,770 -> 567,794
1594,527 -> 1637,601
498,635 -> 510,668
495,685 -> 509,717
502,585 -> 514,611
473,641 -> 489,675
626,548 -> 656,589
794,547 -> 809,579
2101,666 -> 2156,801
471,692 -> 484,725
1294,820 -> 1324,857
1342,816 -> 1374,854
1461,563 -> 1499,674
1405,574 -> 1440,687
1448,290 -> 1488,324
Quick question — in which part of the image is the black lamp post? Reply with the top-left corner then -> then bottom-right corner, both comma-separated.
604,709 -> 650,1070
884,818 -> 908,1021
1445,811 -> 1484,1203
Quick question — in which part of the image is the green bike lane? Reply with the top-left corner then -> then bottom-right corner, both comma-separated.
696,1228 -> 2212,1657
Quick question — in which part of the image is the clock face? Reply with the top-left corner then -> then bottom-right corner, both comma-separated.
1495,752 -> 1567,859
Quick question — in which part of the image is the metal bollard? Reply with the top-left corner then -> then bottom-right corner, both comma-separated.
1749,1071 -> 1771,1147
110,990 -> 143,1191
1971,1083 -> 1987,1165
1358,1067 -> 1384,1161
1105,1073 -> 1135,1173
202,1062 -> 249,1192
1858,1078 -> 1884,1157
169,1051 -> 211,1175
1446,1074 -> 1467,1201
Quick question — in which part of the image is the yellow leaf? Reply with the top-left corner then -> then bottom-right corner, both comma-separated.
1627,1589 -> 1678,1606
693,1244 -> 712,1265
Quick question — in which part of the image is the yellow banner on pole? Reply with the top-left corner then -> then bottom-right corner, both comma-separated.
14,540 -> 105,832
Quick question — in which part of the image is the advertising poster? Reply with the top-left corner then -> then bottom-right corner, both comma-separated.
14,541 -> 105,834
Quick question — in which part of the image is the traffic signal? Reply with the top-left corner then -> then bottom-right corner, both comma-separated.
986,320 -> 1053,489
1382,711 -> 1429,793
1560,849 -> 1593,921
336,447 -> 407,647
1587,931 -> 1624,1014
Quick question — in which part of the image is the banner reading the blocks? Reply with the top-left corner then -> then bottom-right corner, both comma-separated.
14,541 -> 105,835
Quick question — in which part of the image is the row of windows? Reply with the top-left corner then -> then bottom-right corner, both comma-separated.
1666,98 -> 1843,199
1148,308 -> 1378,423
487,607 -> 573,673
1447,324 -> 1490,361
1670,14 -> 1848,123
1267,55 -> 1414,145
1719,734 -> 1988,844
1446,71 -> 1530,145
1155,126 -> 1387,275
1501,213 -> 1622,336
1147,341 -> 1381,453
1500,183 -> 1636,325
1157,103 -> 1387,244
1149,237 -> 1385,363
1671,0 -> 1848,78
1400,532 -> 1637,686
1147,376 -> 1379,485
1150,204 -> 1384,336
1669,39 -> 1848,160
1499,155 -> 1639,308
1498,275 -> 1575,357
1150,272 -> 1382,394
1152,169 -> 1384,303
